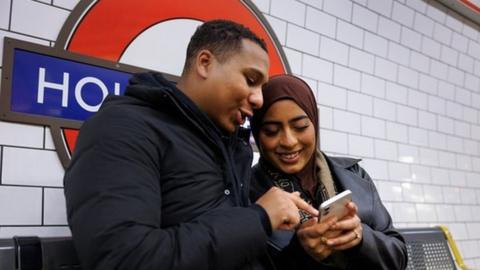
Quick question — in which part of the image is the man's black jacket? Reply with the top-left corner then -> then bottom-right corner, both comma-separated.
64,72 -> 269,270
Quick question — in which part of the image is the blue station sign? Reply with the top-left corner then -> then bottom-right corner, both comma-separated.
10,48 -> 132,122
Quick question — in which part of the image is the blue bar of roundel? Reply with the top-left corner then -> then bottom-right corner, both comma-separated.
10,49 -> 133,121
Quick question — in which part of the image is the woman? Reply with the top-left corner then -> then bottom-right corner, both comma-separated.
250,75 -> 407,269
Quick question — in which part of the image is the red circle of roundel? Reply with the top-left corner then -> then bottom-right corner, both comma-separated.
57,0 -> 289,163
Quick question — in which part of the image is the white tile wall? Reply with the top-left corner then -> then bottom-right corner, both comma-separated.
423,37 -> 442,59
434,23 -> 453,45
303,53 -> 333,82
43,188 -> 68,225
386,122 -> 408,143
334,109 -> 361,134
452,31 -> 469,53
362,116 -> 385,138
265,15 -> 287,45
408,89 -> 427,109
441,45 -> 458,66
352,4 -> 378,32
320,36 -> 349,65
436,204 -> 456,222
416,203 -> 437,222
0,186 -> 42,225
1,0 -> 480,266
438,80 -> 455,100
375,57 -> 397,81
427,1 -> 447,24
388,41 -> 410,66
11,0 -> 69,40
286,23 -> 319,55
298,0 -> 322,9
392,2 -> 414,27
361,158 -> 389,180
414,13 -> 434,37
367,0 -> 393,17
319,105 -> 333,129
423,185 -> 443,202
418,110 -> 436,130
389,162 -> 411,181
305,7 -> 336,38
0,0 -> 10,29
0,226 -> 70,238
410,50 -> 430,73
402,182 -> 424,202
361,73 -> 385,98
317,82 -> 346,108
319,128 -> 348,154
270,0 -> 305,26
465,73 -> 480,91
418,74 -> 438,95
378,17 -> 401,42
0,122 -> 44,148
462,24 -> 478,41
252,0 -> 270,13
348,134 -> 374,157
373,97 -> 396,121
430,59 -> 449,79
375,139 -> 398,160
348,91 -> 372,115
412,164 -> 431,183
396,104 -> 417,125
349,47 -> 375,73
44,128 -> 56,150
323,0 -> 352,22
53,0 -> 79,10
337,20 -> 364,48
1,147 -> 64,187
377,180 -> 403,201
398,143 -> 419,163
364,31 -> 388,57
419,147 -> 439,166
451,170 -> 467,186
401,26 -> 422,50
334,64 -> 361,91
398,66 -> 419,89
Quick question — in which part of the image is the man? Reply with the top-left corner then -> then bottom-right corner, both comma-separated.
64,20 -> 318,270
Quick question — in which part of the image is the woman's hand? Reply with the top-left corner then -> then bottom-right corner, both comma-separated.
324,201 -> 363,251
296,216 -> 337,261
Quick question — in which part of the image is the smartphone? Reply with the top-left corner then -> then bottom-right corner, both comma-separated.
318,190 -> 352,223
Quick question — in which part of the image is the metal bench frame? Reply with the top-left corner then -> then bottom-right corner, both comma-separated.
398,226 -> 469,270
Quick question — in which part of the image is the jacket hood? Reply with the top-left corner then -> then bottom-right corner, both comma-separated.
124,71 -> 178,104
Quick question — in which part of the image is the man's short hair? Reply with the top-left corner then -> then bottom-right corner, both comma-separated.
183,20 -> 267,70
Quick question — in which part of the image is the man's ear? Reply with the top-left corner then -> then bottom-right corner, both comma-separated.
195,49 -> 214,79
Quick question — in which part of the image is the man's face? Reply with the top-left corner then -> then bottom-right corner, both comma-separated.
202,39 -> 270,133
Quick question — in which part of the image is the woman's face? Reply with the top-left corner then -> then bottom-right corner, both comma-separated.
258,99 -> 316,174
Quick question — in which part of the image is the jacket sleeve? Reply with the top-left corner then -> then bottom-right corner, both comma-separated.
64,109 -> 268,270
344,165 -> 408,270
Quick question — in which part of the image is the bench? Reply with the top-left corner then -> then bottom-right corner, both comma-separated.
398,226 -> 469,270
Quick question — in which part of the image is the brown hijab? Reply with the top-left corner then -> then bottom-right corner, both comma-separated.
251,74 -> 318,194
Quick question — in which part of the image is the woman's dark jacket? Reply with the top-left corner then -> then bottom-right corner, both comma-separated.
251,154 -> 408,270
64,72 -> 270,270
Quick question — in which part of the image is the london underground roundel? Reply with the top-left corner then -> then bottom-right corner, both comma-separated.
50,0 -> 290,168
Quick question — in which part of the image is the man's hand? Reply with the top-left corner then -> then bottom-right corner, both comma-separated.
255,187 -> 319,230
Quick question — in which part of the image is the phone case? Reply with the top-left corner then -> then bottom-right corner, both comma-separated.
319,190 -> 352,222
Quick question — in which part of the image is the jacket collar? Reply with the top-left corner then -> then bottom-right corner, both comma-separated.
323,152 -> 361,169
